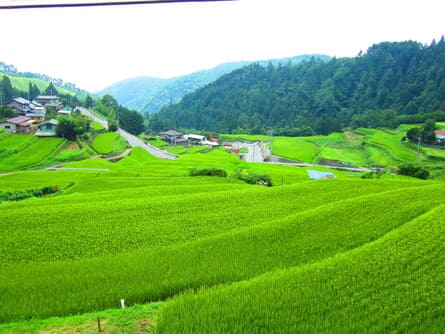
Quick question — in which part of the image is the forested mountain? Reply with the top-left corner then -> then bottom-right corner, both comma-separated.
153,39 -> 445,135
98,55 -> 330,113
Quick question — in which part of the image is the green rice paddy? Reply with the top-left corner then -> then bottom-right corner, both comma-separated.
0,129 -> 444,333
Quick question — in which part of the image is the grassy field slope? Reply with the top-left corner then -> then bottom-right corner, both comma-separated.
91,132 -> 128,155
0,133 -> 443,332
0,137 -> 65,172
157,204 -> 445,333
1,72 -> 75,96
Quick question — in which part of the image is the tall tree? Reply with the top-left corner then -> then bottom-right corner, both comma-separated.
118,107 -> 144,135
28,83 -> 41,100
44,82 -> 58,96
84,95 -> 93,109
1,76 -> 16,102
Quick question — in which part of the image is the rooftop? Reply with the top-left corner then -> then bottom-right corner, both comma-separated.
5,116 -> 33,125
35,95 -> 59,99
11,97 -> 31,105
160,130 -> 183,137
39,119 -> 58,126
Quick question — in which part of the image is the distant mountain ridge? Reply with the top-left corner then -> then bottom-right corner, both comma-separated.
155,40 -> 445,135
98,54 -> 331,113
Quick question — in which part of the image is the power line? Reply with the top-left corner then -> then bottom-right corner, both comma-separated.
0,0 -> 236,10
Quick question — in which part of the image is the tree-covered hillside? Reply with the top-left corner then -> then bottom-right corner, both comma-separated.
98,55 -> 330,113
153,39 -> 445,135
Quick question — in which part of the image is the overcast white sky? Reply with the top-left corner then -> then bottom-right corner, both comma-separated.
0,0 -> 443,91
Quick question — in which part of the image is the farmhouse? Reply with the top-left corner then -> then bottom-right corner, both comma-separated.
0,116 -> 35,133
160,130 -> 187,145
35,119 -> 58,137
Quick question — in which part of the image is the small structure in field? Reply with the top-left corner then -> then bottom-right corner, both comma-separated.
184,133 -> 205,143
307,170 -> 336,180
434,130 -> 445,144
184,134 -> 219,146
0,116 -> 35,133
57,106 -> 72,116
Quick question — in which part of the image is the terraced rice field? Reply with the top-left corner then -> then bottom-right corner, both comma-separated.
0,137 -> 65,172
0,137 -> 444,333
91,132 -> 128,155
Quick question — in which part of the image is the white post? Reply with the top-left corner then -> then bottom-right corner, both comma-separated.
120,299 -> 125,308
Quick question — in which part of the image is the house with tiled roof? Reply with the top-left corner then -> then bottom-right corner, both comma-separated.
7,97 -> 44,116
0,116 -> 35,133
34,95 -> 62,109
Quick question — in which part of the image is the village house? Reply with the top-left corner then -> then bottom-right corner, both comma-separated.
33,95 -> 62,109
25,112 -> 46,123
35,119 -> 58,137
159,130 -> 188,145
0,116 -> 35,134
6,97 -> 44,116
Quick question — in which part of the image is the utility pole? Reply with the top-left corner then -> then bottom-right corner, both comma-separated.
417,135 -> 422,162
269,129 -> 273,154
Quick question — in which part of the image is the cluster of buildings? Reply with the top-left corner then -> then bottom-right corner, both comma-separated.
159,130 -> 219,146
0,96 -> 67,137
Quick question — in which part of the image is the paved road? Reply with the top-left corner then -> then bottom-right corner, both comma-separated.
77,107 -> 109,130
238,142 -> 271,162
78,107 -> 176,160
239,142 -> 264,162
118,128 -> 177,160
263,161 -> 374,172
45,167 -> 110,171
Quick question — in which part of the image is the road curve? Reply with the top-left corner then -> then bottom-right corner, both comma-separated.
78,106 -> 176,160
77,107 -> 109,130
117,128 -> 177,160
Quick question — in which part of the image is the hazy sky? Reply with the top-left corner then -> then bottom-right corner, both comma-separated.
0,0 -> 443,91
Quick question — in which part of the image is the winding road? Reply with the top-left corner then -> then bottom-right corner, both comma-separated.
117,128 -> 177,160
78,107 -> 177,160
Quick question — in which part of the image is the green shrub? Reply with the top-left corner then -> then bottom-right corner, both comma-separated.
233,169 -> 272,186
0,186 -> 59,203
189,167 -> 227,177
398,164 -> 430,179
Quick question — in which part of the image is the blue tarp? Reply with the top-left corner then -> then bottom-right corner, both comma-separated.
307,170 -> 335,180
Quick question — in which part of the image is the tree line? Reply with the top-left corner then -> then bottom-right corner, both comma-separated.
93,94 -> 144,135
152,38 -> 445,135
